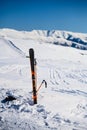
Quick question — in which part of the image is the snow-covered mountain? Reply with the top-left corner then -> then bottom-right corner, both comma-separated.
0,28 -> 87,50
0,28 -> 87,130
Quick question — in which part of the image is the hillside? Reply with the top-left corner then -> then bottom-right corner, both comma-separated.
0,28 -> 87,130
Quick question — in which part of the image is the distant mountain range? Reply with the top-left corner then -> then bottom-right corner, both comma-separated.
0,28 -> 87,50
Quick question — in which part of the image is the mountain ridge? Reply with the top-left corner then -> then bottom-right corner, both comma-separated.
0,28 -> 87,50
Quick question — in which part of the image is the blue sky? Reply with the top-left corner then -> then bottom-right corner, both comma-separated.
0,0 -> 87,33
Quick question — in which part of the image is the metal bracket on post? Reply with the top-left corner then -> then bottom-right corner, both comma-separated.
26,56 -> 30,58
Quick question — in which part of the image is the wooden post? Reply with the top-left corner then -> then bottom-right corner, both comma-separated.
29,48 -> 37,104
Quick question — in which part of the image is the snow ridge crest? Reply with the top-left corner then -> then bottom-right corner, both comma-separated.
0,28 -> 87,50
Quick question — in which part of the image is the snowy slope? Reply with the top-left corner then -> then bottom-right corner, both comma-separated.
0,28 -> 87,130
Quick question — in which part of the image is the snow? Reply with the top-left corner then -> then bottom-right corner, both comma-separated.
0,28 -> 87,130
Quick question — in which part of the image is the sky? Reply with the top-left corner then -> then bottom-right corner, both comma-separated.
0,0 -> 87,33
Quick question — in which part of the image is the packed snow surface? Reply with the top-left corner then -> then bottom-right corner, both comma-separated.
0,28 -> 87,130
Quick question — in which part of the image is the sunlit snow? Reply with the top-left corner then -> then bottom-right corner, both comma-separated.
0,29 -> 87,130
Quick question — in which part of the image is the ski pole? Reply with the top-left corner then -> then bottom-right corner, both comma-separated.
37,80 -> 47,93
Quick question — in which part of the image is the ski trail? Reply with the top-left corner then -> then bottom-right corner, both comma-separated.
0,38 -> 26,58
8,40 -> 26,57
49,62 -> 87,86
50,69 -> 61,85
49,68 -> 69,86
